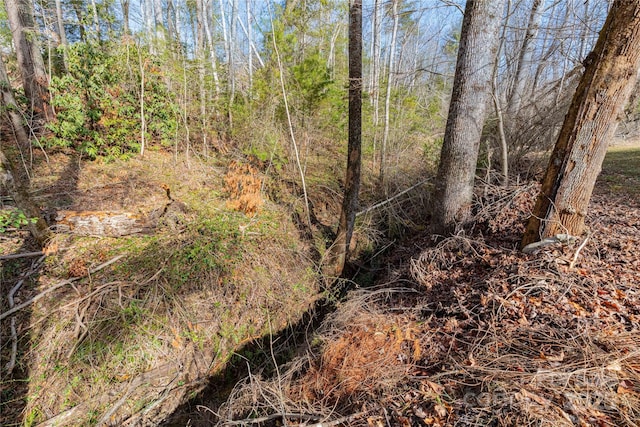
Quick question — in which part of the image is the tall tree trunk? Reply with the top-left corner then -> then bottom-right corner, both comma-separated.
121,0 -> 130,35
5,0 -> 53,121
203,0 -> 221,97
0,54 -> 29,148
153,0 -> 164,41
521,0 -> 640,247
54,0 -> 68,70
506,0 -> 544,118
228,0 -> 238,127
326,0 -> 362,278
379,0 -> 398,185
247,0 -> 253,91
370,0 -> 382,172
432,0 -> 506,234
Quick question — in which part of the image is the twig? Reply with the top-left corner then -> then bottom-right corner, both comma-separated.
5,255 -> 46,373
302,411 -> 369,427
223,413 -> 318,426
0,254 -> 124,321
0,251 -> 44,260
356,179 -> 430,217
569,232 -> 591,269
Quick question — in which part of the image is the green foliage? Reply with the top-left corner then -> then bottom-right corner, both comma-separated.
46,41 -> 179,160
0,209 -> 37,233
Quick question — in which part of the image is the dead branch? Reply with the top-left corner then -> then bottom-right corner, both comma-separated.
0,251 -> 44,260
5,254 -> 46,373
356,179 -> 431,217
0,254 -> 124,322
569,232 -> 591,269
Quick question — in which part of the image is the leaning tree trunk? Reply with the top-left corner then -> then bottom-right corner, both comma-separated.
4,0 -> 53,121
522,0 -> 640,247
325,0 -> 362,278
0,56 -> 49,245
0,55 -> 30,148
431,0 -> 506,234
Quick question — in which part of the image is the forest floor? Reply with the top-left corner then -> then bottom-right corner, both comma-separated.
0,151 -> 322,426
0,141 -> 638,427
202,142 -> 640,426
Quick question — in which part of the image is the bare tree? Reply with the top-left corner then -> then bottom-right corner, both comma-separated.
432,0 -> 506,234
5,0 -> 53,121
522,0 -> 640,247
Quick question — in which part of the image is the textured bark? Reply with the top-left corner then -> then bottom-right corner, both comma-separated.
432,0 -> 506,234
0,56 -> 48,245
522,0 -> 640,247
5,0 -> 53,121
326,0 -> 362,278
0,152 -> 49,247
0,54 -> 29,148
53,211 -> 153,236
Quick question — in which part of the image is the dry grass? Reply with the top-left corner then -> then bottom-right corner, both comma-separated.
213,176 -> 640,426
0,151 -> 320,426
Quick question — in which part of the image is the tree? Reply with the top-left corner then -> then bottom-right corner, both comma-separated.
4,0 -> 53,121
0,54 -> 29,148
0,55 -> 50,246
521,0 -> 640,247
325,0 -> 362,277
431,0 -> 506,234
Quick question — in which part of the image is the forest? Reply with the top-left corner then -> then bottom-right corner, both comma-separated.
0,0 -> 639,426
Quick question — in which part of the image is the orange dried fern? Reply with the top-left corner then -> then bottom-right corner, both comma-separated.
224,162 -> 263,215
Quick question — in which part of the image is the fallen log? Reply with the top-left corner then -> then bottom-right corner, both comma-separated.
53,210 -> 154,237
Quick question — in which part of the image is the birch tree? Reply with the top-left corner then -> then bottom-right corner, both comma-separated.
432,0 -> 506,234
522,0 -> 640,246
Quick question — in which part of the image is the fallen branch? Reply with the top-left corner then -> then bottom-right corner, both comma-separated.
569,232 -> 591,269
0,254 -> 124,322
222,411 -> 370,427
356,179 -> 431,217
5,255 -> 46,373
0,251 -> 44,260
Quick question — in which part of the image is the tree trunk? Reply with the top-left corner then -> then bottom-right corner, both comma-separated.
0,57 -> 49,245
326,0 -> 362,278
54,0 -> 68,70
522,0 -> 640,247
0,54 -> 30,148
370,0 -> 381,172
5,0 -> 53,121
203,0 -> 221,97
432,0 -> 506,234
506,0 -> 544,118
379,0 -> 398,185
153,0 -> 164,41
121,0 -> 130,35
